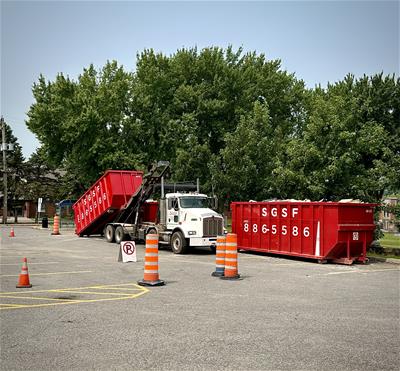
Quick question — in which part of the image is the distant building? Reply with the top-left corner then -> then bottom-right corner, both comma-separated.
0,194 -> 57,219
379,197 -> 399,233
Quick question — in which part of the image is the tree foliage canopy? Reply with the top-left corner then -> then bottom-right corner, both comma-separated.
25,47 -> 399,204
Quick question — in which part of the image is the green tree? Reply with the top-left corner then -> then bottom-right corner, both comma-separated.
25,48 -> 398,206
1,122 -> 25,214
22,148 -> 63,202
26,61 -> 139,196
130,47 -> 308,192
283,74 -> 400,202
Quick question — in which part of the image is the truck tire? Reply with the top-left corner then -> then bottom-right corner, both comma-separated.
115,226 -> 125,244
171,231 -> 188,254
147,228 -> 157,236
105,225 -> 115,243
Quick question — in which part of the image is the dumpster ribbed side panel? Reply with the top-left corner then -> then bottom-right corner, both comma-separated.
231,201 -> 376,264
73,170 -> 143,236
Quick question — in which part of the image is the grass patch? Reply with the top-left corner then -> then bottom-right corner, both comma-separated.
379,233 -> 400,249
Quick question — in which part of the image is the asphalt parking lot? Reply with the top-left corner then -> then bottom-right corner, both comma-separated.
1,225 -> 399,370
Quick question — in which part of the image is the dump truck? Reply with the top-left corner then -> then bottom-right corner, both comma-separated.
73,161 -> 224,253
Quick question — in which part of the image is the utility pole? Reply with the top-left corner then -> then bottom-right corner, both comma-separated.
1,116 -> 8,224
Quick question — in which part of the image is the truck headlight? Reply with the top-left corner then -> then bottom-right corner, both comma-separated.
188,231 -> 196,235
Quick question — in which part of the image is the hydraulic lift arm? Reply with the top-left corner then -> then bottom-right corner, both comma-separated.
114,161 -> 170,224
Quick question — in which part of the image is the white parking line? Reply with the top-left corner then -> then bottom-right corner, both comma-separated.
0,270 -> 93,277
327,268 -> 399,275
0,262 -> 60,266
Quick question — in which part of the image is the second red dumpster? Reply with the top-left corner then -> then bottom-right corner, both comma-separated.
231,201 -> 376,264
73,170 -> 143,236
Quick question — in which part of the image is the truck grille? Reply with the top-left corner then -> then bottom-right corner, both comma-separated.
203,217 -> 223,237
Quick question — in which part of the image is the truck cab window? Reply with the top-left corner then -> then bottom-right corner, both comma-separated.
168,198 -> 178,210
180,197 -> 209,208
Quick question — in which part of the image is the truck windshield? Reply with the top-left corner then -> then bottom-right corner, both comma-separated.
179,197 -> 209,208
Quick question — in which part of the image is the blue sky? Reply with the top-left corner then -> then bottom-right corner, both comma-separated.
1,0 -> 399,158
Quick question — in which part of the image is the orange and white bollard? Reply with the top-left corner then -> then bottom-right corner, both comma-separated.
138,234 -> 165,286
220,233 -> 240,280
212,235 -> 226,277
51,214 -> 60,235
9,227 -> 15,237
16,257 -> 32,288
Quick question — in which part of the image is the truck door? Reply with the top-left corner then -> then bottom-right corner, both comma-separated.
167,197 -> 179,228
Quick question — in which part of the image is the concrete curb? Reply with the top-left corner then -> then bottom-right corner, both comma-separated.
385,258 -> 400,264
368,256 -> 400,264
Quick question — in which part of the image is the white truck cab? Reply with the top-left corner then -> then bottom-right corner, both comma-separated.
160,192 -> 224,253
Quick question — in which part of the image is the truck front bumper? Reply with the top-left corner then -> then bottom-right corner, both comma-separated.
189,237 -> 217,247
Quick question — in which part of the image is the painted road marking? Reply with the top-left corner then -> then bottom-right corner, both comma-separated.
0,262 -> 61,266
327,268 -> 400,275
0,270 -> 93,277
0,283 -> 149,310
0,253 -> 45,256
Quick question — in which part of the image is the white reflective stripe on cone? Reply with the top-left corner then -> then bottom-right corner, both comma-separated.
144,262 -> 158,266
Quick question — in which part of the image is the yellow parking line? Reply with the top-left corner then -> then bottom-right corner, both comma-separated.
0,283 -> 149,311
0,295 -> 78,301
0,270 -> 93,277
0,292 -> 148,310
49,290 -> 134,296
89,287 -> 142,291
93,283 -> 145,288
0,284 -> 133,295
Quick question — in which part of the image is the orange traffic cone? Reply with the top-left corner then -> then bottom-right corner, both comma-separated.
138,234 -> 165,287
9,227 -> 15,237
51,214 -> 60,235
16,257 -> 32,288
212,235 -> 226,277
220,233 -> 241,280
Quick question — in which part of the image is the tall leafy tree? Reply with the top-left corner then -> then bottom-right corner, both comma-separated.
23,148 -> 63,202
26,61 -> 139,195
25,48 -> 398,205
282,74 -> 400,202
1,122 -> 25,198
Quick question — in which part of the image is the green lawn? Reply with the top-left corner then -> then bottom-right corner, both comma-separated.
379,233 -> 400,249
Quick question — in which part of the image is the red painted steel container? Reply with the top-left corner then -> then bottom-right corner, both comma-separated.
231,201 -> 376,264
142,201 -> 159,223
73,170 -> 143,236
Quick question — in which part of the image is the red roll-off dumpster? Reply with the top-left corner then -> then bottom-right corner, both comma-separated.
231,201 -> 376,264
141,201 -> 159,223
73,170 -> 143,236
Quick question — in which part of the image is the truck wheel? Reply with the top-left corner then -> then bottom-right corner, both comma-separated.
147,228 -> 157,236
171,231 -> 188,254
115,226 -> 125,244
105,225 -> 115,243
210,245 -> 216,254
